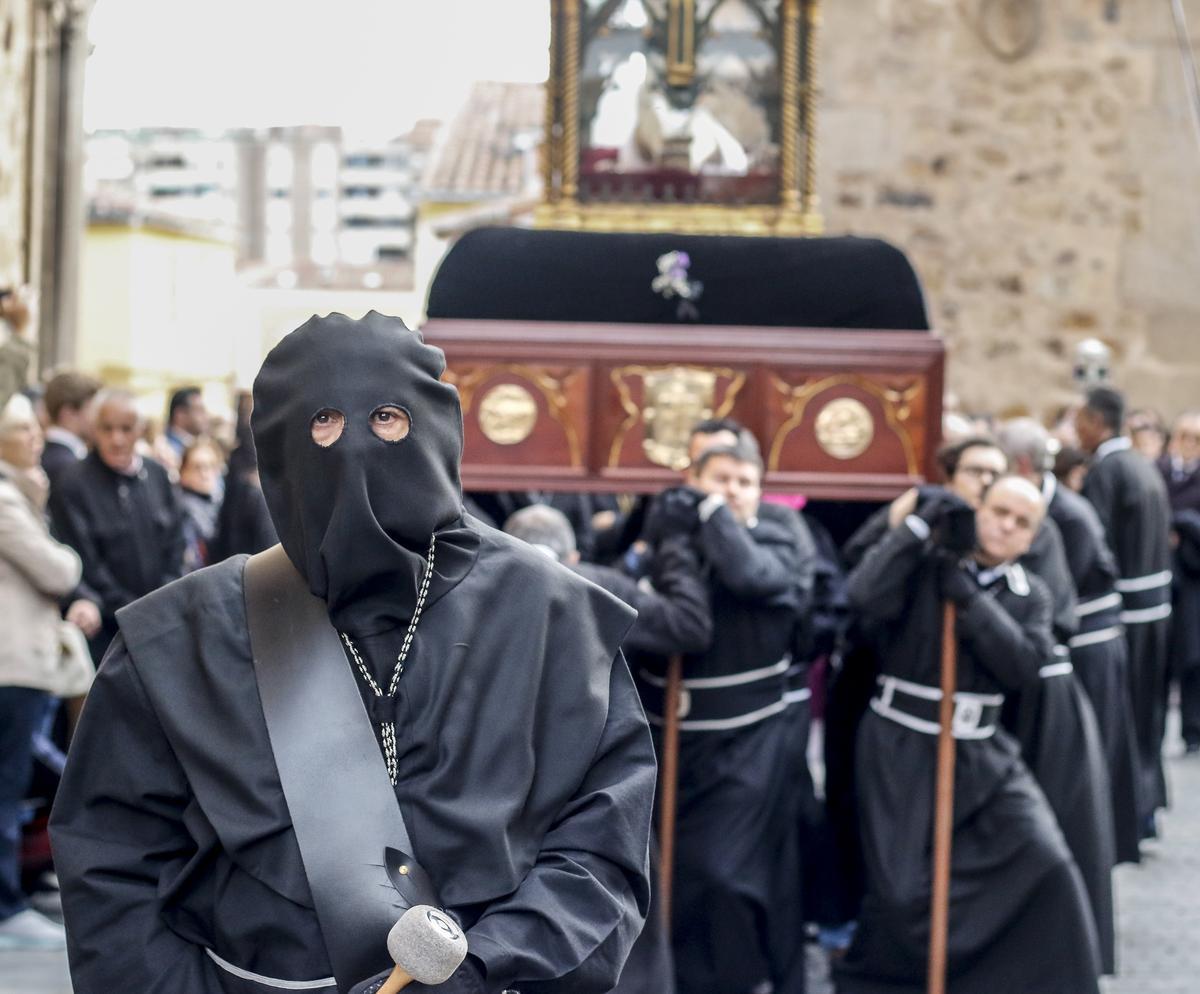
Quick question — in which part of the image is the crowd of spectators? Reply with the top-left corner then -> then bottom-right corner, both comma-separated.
0,361 -> 276,950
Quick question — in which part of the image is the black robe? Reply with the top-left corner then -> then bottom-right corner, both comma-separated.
1159,457 -> 1200,747
1045,474 -> 1142,864
50,521 -> 656,994
1171,511 -> 1200,746
574,533 -> 715,994
637,503 -> 810,994
210,469 -> 277,563
821,505 -> 892,926
1082,439 -> 1173,820
834,524 -> 1100,994
575,535 -> 712,660
48,451 -> 185,660
41,437 -> 82,489
1009,517 -> 1116,974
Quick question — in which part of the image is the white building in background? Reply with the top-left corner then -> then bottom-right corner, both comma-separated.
85,128 -> 237,238
82,123 -> 445,387
85,122 -> 441,293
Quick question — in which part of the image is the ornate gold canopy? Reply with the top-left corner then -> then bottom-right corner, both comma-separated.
536,0 -> 822,236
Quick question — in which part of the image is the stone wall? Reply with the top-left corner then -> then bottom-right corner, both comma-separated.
0,0 -> 31,287
820,0 -> 1200,422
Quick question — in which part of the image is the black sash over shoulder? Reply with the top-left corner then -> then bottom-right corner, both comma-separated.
244,545 -> 441,991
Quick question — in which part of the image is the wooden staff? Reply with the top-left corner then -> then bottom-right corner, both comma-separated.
658,653 -> 684,929
927,601 -> 958,994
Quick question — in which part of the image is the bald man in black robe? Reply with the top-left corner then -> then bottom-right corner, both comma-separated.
835,481 -> 1100,994
50,313 -> 656,994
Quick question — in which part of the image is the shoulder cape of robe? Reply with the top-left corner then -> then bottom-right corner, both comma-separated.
50,519 -> 656,994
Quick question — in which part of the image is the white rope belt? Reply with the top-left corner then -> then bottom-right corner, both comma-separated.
1114,570 -> 1172,593
645,697 -> 789,732
1076,591 -> 1122,618
1039,661 -> 1075,678
638,657 -> 790,690
1120,603 -> 1173,625
870,675 -> 1003,740
1069,625 -> 1124,649
639,656 -> 793,732
205,949 -> 335,990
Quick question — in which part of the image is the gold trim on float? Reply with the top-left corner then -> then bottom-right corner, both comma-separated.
446,364 -> 585,467
538,0 -> 823,237
478,383 -> 539,446
814,397 -> 874,460
769,374 -> 922,475
608,364 -> 747,469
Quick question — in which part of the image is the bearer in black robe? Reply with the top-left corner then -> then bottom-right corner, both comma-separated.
1077,386 -> 1174,830
824,436 -> 1008,927
999,417 -> 1142,863
50,312 -> 657,994
636,439 -> 811,994
999,485 -> 1116,974
835,479 -> 1101,994
48,389 -> 185,661
1158,410 -> 1200,752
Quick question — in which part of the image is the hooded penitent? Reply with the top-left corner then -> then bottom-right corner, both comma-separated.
252,311 -> 468,635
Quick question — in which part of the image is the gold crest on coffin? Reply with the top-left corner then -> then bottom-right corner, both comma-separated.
642,368 -> 718,470
814,397 -> 874,460
478,383 -> 539,446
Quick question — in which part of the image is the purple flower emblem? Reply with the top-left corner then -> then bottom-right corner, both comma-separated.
651,250 -> 704,320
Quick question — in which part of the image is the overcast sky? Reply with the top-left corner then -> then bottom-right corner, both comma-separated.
85,0 -> 550,136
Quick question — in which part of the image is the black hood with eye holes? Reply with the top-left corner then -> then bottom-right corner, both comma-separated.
252,311 -> 477,636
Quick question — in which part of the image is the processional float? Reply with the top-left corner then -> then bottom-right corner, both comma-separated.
422,3 -> 954,990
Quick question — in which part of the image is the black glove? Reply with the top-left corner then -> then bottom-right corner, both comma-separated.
349,956 -> 487,994
936,552 -> 979,607
642,486 -> 704,545
914,487 -> 976,555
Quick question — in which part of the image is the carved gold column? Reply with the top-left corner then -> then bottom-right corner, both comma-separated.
779,0 -> 802,214
542,0 -> 561,204
560,0 -> 581,213
802,0 -> 823,232
666,0 -> 697,88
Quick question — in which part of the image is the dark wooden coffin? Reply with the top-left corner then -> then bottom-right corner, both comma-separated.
422,318 -> 944,502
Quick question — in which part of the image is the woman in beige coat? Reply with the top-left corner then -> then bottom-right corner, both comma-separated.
0,394 -> 88,950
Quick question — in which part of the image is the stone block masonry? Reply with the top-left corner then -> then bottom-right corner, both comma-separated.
0,0 -> 32,287
821,0 -> 1200,421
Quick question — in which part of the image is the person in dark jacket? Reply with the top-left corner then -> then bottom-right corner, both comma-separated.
834,478 -> 1100,994
636,438 -> 813,994
39,371 -> 99,489
209,417 -> 277,564
177,439 -> 224,573
48,389 -> 185,661
50,313 -> 656,994
1077,386 -> 1174,832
